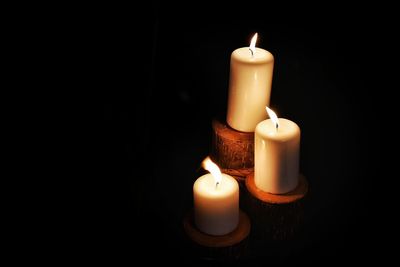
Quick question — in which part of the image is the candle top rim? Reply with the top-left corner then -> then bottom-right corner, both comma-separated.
256,118 -> 300,141
194,173 -> 238,198
232,47 -> 274,63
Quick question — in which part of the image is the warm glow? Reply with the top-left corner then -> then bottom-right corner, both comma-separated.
249,33 -> 258,56
266,106 -> 279,129
202,156 -> 222,186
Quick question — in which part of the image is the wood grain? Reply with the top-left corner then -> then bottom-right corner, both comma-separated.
211,119 -> 254,170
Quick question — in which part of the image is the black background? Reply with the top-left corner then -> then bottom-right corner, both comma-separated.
92,2 -> 386,265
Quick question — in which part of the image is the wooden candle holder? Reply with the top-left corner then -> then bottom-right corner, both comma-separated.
244,173 -> 308,242
183,210 -> 251,261
211,119 -> 254,183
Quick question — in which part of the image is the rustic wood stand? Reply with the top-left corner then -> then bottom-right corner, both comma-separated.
211,119 -> 254,183
244,173 -> 308,241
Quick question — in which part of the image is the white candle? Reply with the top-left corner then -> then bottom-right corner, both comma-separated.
193,157 -> 239,236
254,107 -> 300,194
227,33 -> 274,132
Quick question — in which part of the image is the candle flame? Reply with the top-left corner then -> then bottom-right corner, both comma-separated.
266,107 -> 279,129
202,156 -> 222,186
249,33 -> 258,56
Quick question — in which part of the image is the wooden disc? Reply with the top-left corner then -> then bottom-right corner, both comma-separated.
211,119 -> 254,169
245,173 -> 308,204
183,210 -> 251,248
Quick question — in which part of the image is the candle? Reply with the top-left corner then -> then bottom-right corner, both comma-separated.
254,107 -> 300,194
193,157 -> 239,236
227,33 -> 274,132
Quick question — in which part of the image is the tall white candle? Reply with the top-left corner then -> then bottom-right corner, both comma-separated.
254,107 -> 300,194
227,33 -> 274,132
193,157 -> 239,236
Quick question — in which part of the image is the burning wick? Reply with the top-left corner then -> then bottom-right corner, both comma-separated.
266,106 -> 279,132
202,156 -> 222,188
249,33 -> 258,57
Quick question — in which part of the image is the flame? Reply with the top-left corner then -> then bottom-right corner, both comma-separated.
266,107 -> 279,129
249,33 -> 258,55
202,156 -> 222,185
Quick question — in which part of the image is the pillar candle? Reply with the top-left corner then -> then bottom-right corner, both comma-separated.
193,157 -> 239,236
227,33 -> 274,132
254,107 -> 300,194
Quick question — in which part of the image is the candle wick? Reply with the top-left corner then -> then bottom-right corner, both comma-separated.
215,182 -> 219,189
275,123 -> 279,131
249,48 -> 254,57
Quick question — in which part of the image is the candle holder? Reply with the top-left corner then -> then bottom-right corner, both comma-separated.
211,118 -> 254,184
244,173 -> 308,242
183,209 -> 251,261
